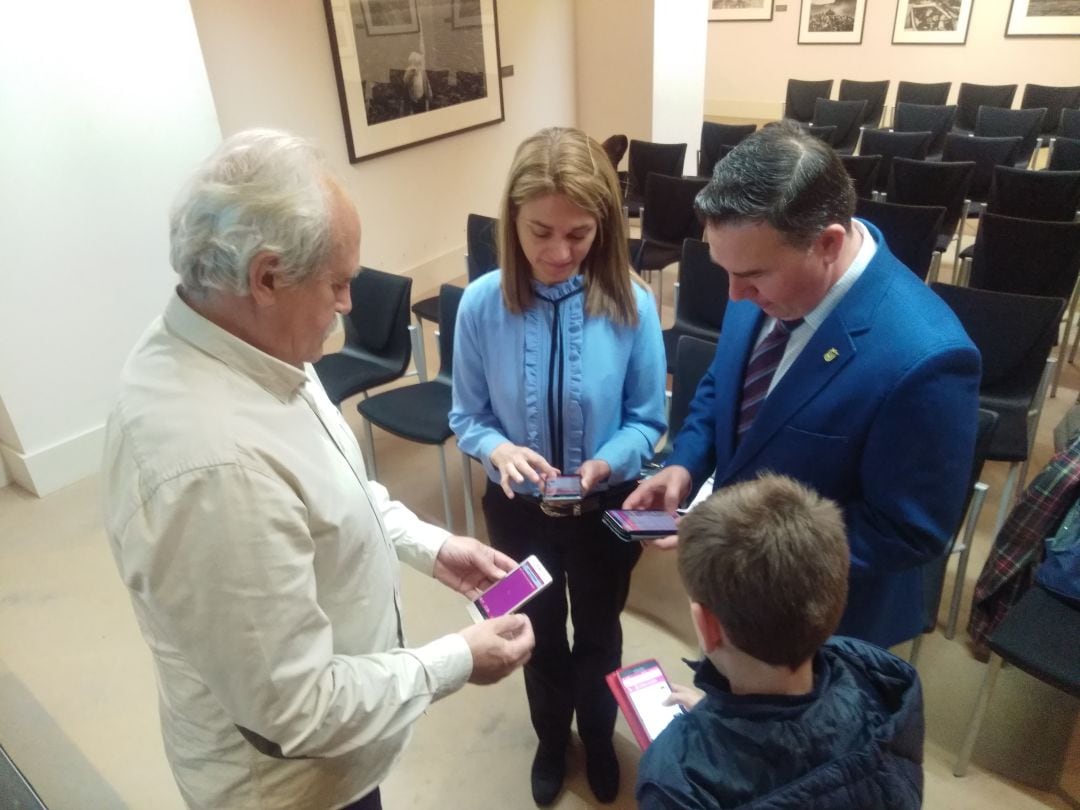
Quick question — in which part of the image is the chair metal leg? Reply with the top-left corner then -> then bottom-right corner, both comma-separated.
363,419 -> 379,481
992,462 -> 1021,538
946,481 -> 989,639
954,653 -> 1004,777
952,200 -> 970,275
461,450 -> 476,538
909,634 -> 923,667
927,251 -> 942,285
436,443 -> 454,532
1053,283 -> 1080,397
1071,314 -> 1080,364
411,322 -> 429,382
672,281 -> 680,319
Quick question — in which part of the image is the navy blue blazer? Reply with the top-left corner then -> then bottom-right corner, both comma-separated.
668,222 -> 981,648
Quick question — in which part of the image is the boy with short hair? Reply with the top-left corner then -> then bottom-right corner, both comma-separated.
635,475 -> 924,809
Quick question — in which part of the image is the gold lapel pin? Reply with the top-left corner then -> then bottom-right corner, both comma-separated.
823,348 -> 839,362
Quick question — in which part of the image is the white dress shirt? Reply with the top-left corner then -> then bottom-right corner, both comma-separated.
103,291 -> 472,810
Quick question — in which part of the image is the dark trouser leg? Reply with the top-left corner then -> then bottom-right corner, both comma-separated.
340,787 -> 381,810
565,491 -> 642,746
481,484 -> 573,750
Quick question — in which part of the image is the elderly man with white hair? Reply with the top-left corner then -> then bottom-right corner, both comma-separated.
103,129 -> 534,810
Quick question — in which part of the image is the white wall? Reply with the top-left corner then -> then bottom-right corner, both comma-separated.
0,0 -> 221,496
651,0 -> 708,175
190,0 -> 578,293
705,3 -> 1080,120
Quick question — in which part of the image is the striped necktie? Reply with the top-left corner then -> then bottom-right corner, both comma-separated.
738,318 -> 803,437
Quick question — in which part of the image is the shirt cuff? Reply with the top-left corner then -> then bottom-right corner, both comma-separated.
414,633 -> 473,699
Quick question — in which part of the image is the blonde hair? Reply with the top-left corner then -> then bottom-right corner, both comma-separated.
497,127 -> 638,326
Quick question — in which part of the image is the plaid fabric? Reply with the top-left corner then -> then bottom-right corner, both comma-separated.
968,434 -> 1080,658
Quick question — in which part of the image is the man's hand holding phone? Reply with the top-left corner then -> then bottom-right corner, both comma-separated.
459,614 -> 535,685
622,465 -> 693,550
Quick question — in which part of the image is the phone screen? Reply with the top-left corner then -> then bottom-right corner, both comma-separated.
610,510 -> 679,533
544,475 -> 582,500
474,558 -> 547,619
620,661 -> 684,741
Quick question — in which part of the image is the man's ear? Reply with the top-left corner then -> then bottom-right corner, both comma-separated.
814,223 -> 847,266
690,601 -> 725,654
248,251 -> 283,307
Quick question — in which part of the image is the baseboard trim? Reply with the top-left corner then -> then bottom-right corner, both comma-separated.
0,424 -> 105,497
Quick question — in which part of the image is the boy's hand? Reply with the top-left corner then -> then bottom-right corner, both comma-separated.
664,682 -> 704,711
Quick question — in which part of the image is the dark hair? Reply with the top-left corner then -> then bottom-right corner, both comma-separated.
694,120 -> 855,248
678,474 -> 849,669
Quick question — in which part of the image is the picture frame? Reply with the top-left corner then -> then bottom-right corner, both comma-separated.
709,0 -> 775,22
359,0 -> 419,36
892,0 -> 975,44
798,0 -> 867,43
1006,0 -> 1080,36
324,0 -> 504,163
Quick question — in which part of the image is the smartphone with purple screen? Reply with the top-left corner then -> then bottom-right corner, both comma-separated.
466,555 -> 554,623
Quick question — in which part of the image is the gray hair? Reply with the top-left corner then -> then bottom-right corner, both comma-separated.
169,129 -> 334,297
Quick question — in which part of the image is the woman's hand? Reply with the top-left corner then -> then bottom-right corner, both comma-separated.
578,459 -> 611,495
489,442 -> 559,498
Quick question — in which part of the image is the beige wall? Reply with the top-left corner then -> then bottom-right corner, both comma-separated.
191,0 -> 577,292
705,2 -> 1080,120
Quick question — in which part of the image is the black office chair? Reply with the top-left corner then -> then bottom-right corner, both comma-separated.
652,335 -> 717,467
663,238 -> 728,372
838,78 -> 890,128
963,213 -> 1080,398
985,166 -> 1080,223
887,157 -> 975,278
812,98 -> 868,154
941,133 -> 1023,225
855,197 -> 944,281
466,212 -> 499,282
1063,109 -> 1080,139
859,128 -> 933,194
1020,83 -> 1080,136
1049,135 -> 1080,170
601,134 -> 628,170
784,78 -> 834,123
628,174 -> 709,309
313,267 -> 414,406
357,285 -> 473,533
698,122 -> 756,177
954,583 -> 1080,776
806,124 -> 837,146
840,154 -> 880,200
954,83 -> 1019,133
893,102 -> 957,158
931,283 -> 1064,542
895,80 -> 952,108
974,106 -> 1047,168
624,140 -> 688,218
911,408 -> 998,664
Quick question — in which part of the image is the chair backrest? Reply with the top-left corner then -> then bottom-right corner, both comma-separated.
941,134 -> 1023,202
601,134 -> 629,170
806,124 -> 837,146
1049,136 -> 1080,171
987,166 -> 1080,222
1021,84 -> 1080,135
930,282 -> 1063,391
345,267 -> 413,359
859,128 -> 932,192
974,106 -> 1047,166
840,154 -> 880,200
896,80 -> 952,108
1063,109 -> 1080,139
855,197 -> 944,281
676,238 -> 729,336
785,78 -> 834,123
970,213 -> 1080,303
670,336 -> 719,440
839,79 -> 890,127
699,121 -> 756,176
466,213 -> 499,282
893,102 -> 957,156
887,157 -> 975,240
812,98 -> 868,152
921,408 -> 1000,630
435,284 -> 465,384
956,83 -> 1019,131
626,140 -> 688,202
642,174 -> 709,245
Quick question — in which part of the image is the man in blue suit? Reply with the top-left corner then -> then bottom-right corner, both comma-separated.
625,122 -> 980,649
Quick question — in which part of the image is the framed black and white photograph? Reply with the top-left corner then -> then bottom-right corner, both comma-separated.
798,0 -> 867,43
324,0 -> 504,163
709,0 -> 775,22
359,0 -> 419,36
1006,0 -> 1080,36
892,0 -> 975,44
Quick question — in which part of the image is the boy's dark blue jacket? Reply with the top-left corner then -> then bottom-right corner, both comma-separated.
635,637 -> 924,809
